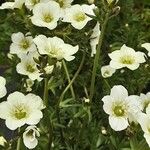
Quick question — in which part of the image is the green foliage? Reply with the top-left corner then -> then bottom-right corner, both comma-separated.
0,0 -> 150,150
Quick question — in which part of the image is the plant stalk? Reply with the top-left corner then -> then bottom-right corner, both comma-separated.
55,52 -> 85,146
16,128 -> 21,150
43,78 -> 49,106
62,60 -> 75,99
89,11 -> 110,101
57,52 -> 86,106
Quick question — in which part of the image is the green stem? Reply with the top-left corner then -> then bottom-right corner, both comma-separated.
47,119 -> 53,150
84,86 -> 89,99
43,78 -> 53,150
56,108 -> 65,145
104,79 -> 111,89
89,11 -> 110,101
16,128 -> 21,150
55,53 -> 85,146
43,78 -> 49,106
62,60 -> 75,99
57,52 -> 86,107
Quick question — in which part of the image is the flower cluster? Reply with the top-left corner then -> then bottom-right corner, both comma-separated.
102,85 -> 150,146
0,0 -> 149,149
0,0 -> 96,30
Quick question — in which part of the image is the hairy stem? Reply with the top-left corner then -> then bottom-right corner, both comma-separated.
47,119 -> 53,150
57,52 -> 86,106
104,79 -> 111,89
43,78 -> 49,106
55,52 -> 85,146
43,78 -> 53,150
16,128 -> 21,150
62,60 -> 75,99
89,11 -> 110,101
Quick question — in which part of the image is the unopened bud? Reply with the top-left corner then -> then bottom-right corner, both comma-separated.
101,127 -> 107,135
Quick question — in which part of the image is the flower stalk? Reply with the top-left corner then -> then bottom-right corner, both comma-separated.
43,78 -> 49,106
62,60 -> 75,99
55,52 -> 85,146
89,11 -> 110,101
57,52 -> 86,106
16,128 -> 21,150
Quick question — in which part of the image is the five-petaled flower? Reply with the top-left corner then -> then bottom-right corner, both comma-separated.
102,85 -> 141,131
31,1 -> 61,30
109,44 -> 146,70
0,92 -> 45,130
33,35 -> 78,61
10,32 -> 37,58
62,4 -> 95,30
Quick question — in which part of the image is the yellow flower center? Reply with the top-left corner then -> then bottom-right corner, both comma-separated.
26,64 -> 36,73
113,105 -> 125,117
74,12 -> 86,22
20,39 -> 30,50
48,46 -> 64,59
43,14 -> 53,23
120,55 -> 135,64
14,106 -> 27,119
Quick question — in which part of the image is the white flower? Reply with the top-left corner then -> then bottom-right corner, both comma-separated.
25,0 -> 49,10
101,65 -> 116,78
90,22 -> 101,57
140,92 -> 150,111
0,91 -> 44,130
0,76 -> 7,98
31,1 -> 61,30
102,85 -> 141,131
0,136 -> 7,147
10,32 -> 37,58
141,43 -> 150,57
33,35 -> 78,61
109,44 -> 146,70
16,54 -> 42,81
23,126 -> 40,149
0,0 -> 25,9
62,4 -> 95,30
